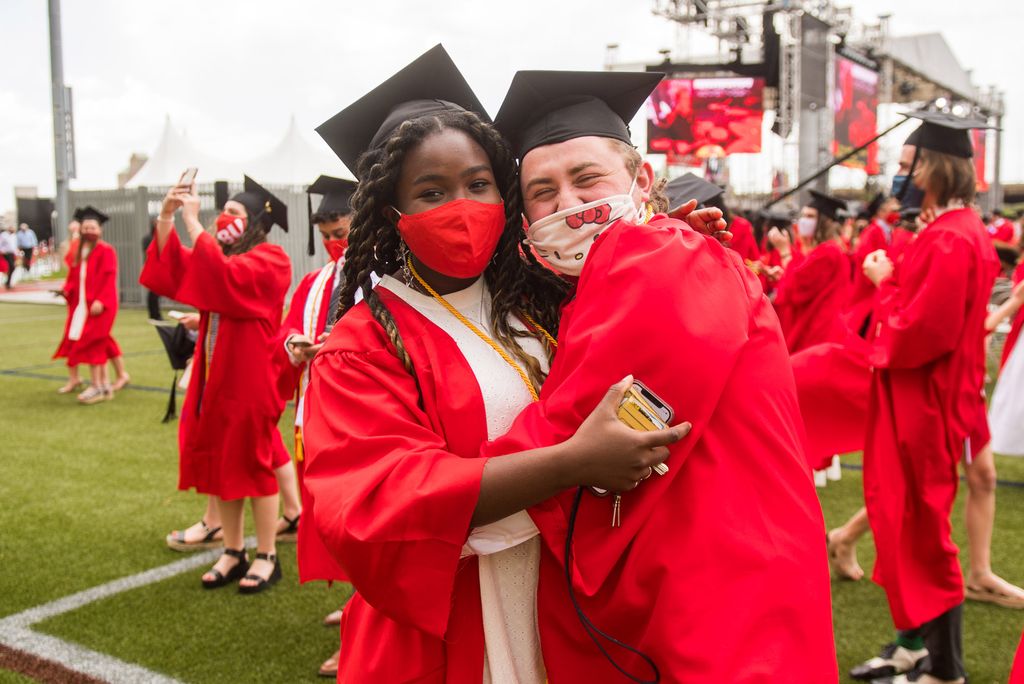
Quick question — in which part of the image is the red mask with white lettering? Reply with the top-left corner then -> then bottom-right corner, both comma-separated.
394,199 -> 506,279
885,211 -> 902,226
215,213 -> 246,245
323,238 -> 348,262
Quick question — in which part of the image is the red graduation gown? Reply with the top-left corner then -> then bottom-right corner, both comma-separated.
272,262 -> 346,584
52,241 -> 122,366
773,239 -> 851,353
139,231 -> 291,500
1000,262 -> 1024,370
845,221 -> 914,334
483,217 -> 838,683
864,208 -> 999,630
759,235 -> 803,296
1011,630 -> 1024,684
302,288 -> 491,683
728,214 -> 761,264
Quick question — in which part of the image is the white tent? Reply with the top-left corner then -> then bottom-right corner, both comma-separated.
245,116 -> 354,186
124,116 -> 239,188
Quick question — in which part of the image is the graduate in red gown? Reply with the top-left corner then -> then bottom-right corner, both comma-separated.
52,207 -> 123,405
302,47 -> 687,684
272,174 -> 356,678
853,111 -> 1000,684
846,192 -> 914,335
1012,631 -> 1024,684
55,219 -> 85,394
769,191 -> 852,353
479,69 -> 837,683
140,175 -> 292,593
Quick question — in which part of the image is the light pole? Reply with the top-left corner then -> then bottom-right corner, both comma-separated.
48,0 -> 72,244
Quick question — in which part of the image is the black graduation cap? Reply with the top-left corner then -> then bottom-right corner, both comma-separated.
73,206 -> 109,225
664,173 -> 725,213
495,70 -> 664,160
153,322 -> 196,423
305,175 -> 358,255
865,192 -> 886,218
316,44 -> 488,179
807,190 -> 847,222
231,176 -> 288,233
758,206 -> 795,228
903,110 -> 994,159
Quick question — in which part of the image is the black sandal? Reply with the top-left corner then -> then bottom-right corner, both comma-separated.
166,518 -> 223,552
276,514 -> 300,543
201,548 -> 249,589
238,552 -> 282,594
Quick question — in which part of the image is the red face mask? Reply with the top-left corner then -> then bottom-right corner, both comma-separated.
395,199 -> 506,279
323,238 -> 348,262
82,232 -> 99,243
885,211 -> 902,226
215,212 -> 246,245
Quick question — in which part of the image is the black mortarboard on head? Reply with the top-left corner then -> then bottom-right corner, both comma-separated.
807,190 -> 848,222
73,206 -> 110,225
231,175 -> 288,233
902,110 -> 994,159
305,175 -> 357,255
865,191 -> 886,218
664,173 -> 725,213
316,44 -> 488,179
495,70 -> 665,160
153,322 -> 196,423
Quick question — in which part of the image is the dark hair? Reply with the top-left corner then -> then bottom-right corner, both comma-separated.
338,109 -> 571,390
311,210 -> 351,226
917,148 -> 976,207
812,214 -> 841,245
220,208 -> 268,257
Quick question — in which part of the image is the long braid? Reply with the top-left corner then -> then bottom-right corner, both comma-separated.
335,110 -> 571,390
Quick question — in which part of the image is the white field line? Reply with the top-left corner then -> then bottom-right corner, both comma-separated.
0,537 -> 255,683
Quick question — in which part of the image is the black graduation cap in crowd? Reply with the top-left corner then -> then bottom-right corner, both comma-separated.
759,206 -> 795,228
305,175 -> 358,255
231,176 -> 289,233
153,322 -> 196,423
807,190 -> 848,222
903,110 -> 994,159
73,206 -> 110,225
664,173 -> 725,213
316,44 -> 488,179
495,70 -> 665,160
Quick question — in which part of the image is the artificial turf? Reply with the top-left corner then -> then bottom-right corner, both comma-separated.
1,300 -> 1022,682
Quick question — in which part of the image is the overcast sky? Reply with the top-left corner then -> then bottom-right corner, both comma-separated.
3,0 -> 1021,215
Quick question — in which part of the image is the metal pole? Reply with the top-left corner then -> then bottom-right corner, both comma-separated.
764,118 -> 911,209
48,0 -> 69,244
993,113 -> 1004,211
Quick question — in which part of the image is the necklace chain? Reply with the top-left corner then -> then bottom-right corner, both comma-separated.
406,258 -> 557,402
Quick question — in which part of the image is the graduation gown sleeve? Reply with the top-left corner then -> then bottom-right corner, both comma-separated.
302,313 -> 487,639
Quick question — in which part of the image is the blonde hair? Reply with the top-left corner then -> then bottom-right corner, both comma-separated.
610,139 -> 669,214
917,148 -> 976,207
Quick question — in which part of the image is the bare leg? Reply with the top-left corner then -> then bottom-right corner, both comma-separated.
203,497 -> 246,580
965,445 -> 1024,602
58,364 -> 82,392
827,507 -> 870,580
240,495 -> 279,587
110,355 -> 130,390
275,461 -> 302,522
168,495 -> 224,544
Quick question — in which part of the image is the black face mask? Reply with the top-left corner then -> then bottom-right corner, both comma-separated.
892,148 -> 925,211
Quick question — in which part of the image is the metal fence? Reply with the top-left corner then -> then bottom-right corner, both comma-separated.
68,183 -> 320,306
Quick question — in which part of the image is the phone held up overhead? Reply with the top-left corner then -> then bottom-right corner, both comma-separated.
178,167 -> 198,188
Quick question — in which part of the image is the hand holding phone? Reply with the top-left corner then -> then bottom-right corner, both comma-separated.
178,167 -> 198,189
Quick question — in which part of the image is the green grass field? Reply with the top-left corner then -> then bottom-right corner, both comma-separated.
1,300 -> 1022,682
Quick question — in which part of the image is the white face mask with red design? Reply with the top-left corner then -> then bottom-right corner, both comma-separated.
524,179 -> 642,276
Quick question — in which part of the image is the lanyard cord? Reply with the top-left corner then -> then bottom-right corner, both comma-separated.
565,487 -> 661,683
407,258 -> 556,402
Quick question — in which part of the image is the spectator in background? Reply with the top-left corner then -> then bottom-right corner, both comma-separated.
0,226 -> 17,288
17,224 -> 38,276
141,218 -> 163,320
989,208 -> 1015,246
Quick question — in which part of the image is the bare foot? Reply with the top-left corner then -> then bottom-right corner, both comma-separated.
966,571 -> 1024,608
111,374 -> 131,391
57,379 -> 83,394
827,529 -> 864,581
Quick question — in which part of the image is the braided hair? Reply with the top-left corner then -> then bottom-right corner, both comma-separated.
338,109 -> 571,391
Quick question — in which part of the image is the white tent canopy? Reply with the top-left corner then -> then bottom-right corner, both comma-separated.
124,116 -> 239,188
124,115 -> 353,189
245,115 -> 353,185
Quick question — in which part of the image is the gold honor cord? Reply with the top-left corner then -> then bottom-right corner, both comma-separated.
407,258 -> 557,402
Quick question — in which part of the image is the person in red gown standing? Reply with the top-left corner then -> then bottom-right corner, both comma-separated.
851,111 -> 1000,684
140,175 -> 292,593
52,207 -> 123,405
846,192 -> 913,336
301,46 -> 685,683
273,174 -> 357,678
769,190 -> 852,353
482,69 -> 837,682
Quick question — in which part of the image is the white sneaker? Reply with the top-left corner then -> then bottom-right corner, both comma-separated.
826,455 -> 842,481
814,469 -> 828,488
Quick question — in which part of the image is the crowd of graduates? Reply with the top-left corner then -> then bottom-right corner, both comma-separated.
44,44 -> 1024,683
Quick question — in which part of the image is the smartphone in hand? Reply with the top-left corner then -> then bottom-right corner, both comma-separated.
178,167 -> 198,188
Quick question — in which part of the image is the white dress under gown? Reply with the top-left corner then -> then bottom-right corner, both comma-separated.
989,329 -> 1024,457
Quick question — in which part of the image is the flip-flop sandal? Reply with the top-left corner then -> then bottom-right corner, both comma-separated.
166,519 -> 224,552
276,513 -> 300,543
966,585 -> 1024,609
